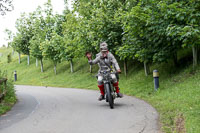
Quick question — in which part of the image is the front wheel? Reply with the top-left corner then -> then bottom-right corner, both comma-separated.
105,83 -> 114,109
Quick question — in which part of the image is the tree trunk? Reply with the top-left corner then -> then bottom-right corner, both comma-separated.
27,55 -> 30,65
173,52 -> 178,67
124,59 -> 127,76
54,64 -> 57,75
70,59 -> 74,73
40,59 -> 44,72
90,65 -> 92,73
36,58 -> 38,67
12,49 -> 14,55
144,61 -> 150,76
192,45 -> 198,68
18,53 -> 21,64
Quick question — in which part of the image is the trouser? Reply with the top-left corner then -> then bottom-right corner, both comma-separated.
98,82 -> 120,95
97,73 -> 120,95
97,73 -> 117,85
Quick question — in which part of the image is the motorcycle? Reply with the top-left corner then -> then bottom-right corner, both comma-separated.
100,70 -> 117,109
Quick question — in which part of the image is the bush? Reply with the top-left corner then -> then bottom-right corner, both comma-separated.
7,53 -> 12,63
0,70 -> 16,115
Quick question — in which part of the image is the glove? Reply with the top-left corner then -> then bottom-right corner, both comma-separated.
85,52 -> 92,60
117,69 -> 121,74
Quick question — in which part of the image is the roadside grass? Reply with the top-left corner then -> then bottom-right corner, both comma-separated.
0,80 -> 16,115
0,68 -> 16,115
0,47 -> 200,133
0,47 -> 13,64
0,47 -> 17,115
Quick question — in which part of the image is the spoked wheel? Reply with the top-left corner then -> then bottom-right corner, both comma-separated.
105,83 -> 114,109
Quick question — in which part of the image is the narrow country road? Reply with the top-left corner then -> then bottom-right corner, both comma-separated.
0,85 -> 160,133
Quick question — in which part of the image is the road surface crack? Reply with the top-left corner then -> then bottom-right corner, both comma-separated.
139,115 -> 148,133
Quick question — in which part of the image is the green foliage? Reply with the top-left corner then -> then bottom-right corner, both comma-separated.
14,12 -> 35,55
116,44 -> 135,60
40,32 -> 64,65
73,0 -> 125,54
62,12 -> 84,60
29,7 -> 46,60
119,2 -> 154,63
43,1 -> 55,41
9,0 -> 200,72
117,0 -> 200,64
30,35 -> 43,60
4,29 -> 14,47
0,70 -> 16,115
7,53 -> 12,63
11,33 -> 23,53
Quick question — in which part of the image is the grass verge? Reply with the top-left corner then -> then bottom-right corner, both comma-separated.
0,71 -> 17,115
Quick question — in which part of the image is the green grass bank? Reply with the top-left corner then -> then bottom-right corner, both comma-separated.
0,47 -> 200,133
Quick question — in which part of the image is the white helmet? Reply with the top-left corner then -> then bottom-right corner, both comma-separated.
100,42 -> 108,49
100,42 -> 108,51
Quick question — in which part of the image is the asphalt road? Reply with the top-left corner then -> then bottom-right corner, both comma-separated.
0,85 -> 160,133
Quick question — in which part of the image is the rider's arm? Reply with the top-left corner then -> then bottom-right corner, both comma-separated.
109,53 -> 120,71
88,56 -> 100,65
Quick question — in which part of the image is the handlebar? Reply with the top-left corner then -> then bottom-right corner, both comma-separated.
100,70 -> 116,74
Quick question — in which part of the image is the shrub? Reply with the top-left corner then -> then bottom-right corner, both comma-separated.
0,70 -> 16,115
7,53 -> 12,63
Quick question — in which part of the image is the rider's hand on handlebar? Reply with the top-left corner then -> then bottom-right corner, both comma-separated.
117,69 -> 121,74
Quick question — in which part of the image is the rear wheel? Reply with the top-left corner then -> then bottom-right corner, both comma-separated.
105,83 -> 114,109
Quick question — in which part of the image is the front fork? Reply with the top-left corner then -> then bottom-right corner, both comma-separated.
104,82 -> 115,101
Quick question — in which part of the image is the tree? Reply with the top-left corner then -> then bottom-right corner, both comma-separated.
11,33 -> 23,64
29,6 -> 46,72
165,0 -> 200,68
15,12 -> 36,65
43,0 -> 55,41
118,2 -> 153,76
4,29 -> 14,47
31,1 -> 63,73
40,32 -> 64,75
30,35 -> 44,72
0,0 -> 14,15
73,0 -> 126,53
117,0 -> 200,75
73,0 -> 128,73
62,12 -> 84,73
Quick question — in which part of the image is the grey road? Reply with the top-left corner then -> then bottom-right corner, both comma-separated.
0,85 -> 160,133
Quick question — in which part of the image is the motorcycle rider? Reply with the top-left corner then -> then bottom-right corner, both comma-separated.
86,42 -> 123,101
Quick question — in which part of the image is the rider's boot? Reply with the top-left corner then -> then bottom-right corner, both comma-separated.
113,82 -> 123,98
98,84 -> 105,101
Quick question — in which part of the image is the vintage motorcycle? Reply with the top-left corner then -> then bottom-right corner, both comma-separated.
100,70 -> 118,109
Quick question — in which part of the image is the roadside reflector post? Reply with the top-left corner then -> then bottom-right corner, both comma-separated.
14,70 -> 17,81
153,70 -> 159,91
